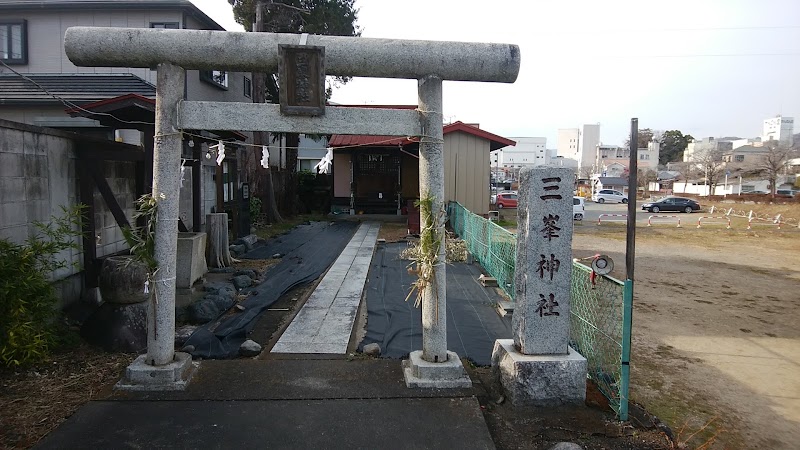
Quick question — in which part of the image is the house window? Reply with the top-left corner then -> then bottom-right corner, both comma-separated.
0,20 -> 27,64
150,22 -> 180,29
734,155 -> 744,162
243,76 -> 252,98
200,70 -> 229,89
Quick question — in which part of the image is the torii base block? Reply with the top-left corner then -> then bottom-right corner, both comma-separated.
114,352 -> 195,391
403,350 -> 472,389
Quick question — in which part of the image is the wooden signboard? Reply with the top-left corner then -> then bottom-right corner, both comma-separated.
278,44 -> 326,116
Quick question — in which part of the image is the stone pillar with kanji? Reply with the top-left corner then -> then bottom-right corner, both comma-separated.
491,166 -> 587,406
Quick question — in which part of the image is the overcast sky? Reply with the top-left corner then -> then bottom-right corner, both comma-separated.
192,0 -> 800,147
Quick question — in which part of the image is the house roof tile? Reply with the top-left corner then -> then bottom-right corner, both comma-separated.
0,73 -> 156,105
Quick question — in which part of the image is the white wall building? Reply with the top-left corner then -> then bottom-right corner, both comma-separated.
557,128 -> 580,158
763,115 -> 794,147
578,124 -> 601,172
499,137 -> 548,167
683,137 -> 734,162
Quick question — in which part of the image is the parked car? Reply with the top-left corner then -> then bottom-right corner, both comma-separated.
592,189 -> 628,204
573,196 -> 585,221
641,197 -> 701,213
495,192 -> 518,208
776,189 -> 798,197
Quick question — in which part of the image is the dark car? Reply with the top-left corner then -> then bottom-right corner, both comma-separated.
641,197 -> 700,213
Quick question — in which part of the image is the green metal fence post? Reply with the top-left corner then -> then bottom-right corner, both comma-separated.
620,279 -> 633,421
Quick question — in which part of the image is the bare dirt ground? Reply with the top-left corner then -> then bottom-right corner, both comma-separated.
573,223 -> 800,449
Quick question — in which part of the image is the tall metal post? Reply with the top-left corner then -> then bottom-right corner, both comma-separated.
147,62 -> 185,366
620,279 -> 633,421
622,118 -> 637,420
418,75 -> 447,363
626,119 -> 638,281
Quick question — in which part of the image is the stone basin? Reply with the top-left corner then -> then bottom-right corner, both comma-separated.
177,232 -> 208,289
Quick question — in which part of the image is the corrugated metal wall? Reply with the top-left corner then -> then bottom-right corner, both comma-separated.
444,131 -> 490,214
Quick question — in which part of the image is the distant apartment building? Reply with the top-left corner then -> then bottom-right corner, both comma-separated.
683,137 -> 734,162
578,124 -> 600,172
557,124 -> 600,173
557,128 -> 580,158
498,137 -> 548,167
762,115 -> 794,147
595,141 -> 660,176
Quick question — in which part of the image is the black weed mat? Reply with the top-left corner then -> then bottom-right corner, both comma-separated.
185,221 -> 358,359
359,243 -> 512,366
240,221 -> 330,259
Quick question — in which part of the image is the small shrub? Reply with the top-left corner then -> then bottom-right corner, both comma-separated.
249,196 -> 263,219
0,205 -> 84,368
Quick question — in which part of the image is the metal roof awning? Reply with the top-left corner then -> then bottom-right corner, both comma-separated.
67,94 -> 247,141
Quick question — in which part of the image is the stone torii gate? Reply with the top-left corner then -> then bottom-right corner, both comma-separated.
65,26 -> 520,389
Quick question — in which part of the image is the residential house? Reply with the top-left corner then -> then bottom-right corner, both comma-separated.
0,0 -> 256,298
591,176 -> 629,196
594,140 -> 659,177
0,0 -> 253,234
329,120 -> 515,215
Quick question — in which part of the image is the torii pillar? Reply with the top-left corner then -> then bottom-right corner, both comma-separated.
65,26 -> 520,390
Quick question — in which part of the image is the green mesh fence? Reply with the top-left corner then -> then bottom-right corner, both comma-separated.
447,201 -> 630,419
570,262 -> 627,416
447,202 -> 516,298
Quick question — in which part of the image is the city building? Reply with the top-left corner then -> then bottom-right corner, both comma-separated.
496,137 -> 549,168
762,115 -> 794,147
557,124 -> 600,174
557,128 -> 579,158
578,124 -> 600,172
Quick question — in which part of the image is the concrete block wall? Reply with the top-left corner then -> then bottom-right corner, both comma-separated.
0,120 -> 82,306
0,119 -> 138,306
94,160 -> 136,258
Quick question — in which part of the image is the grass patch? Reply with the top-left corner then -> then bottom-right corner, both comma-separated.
631,356 -> 737,449
253,214 -> 329,240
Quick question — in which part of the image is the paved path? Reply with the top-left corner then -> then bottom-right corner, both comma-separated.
272,221 -> 380,354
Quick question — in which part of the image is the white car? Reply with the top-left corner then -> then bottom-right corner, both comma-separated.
592,189 -> 628,204
573,196 -> 585,221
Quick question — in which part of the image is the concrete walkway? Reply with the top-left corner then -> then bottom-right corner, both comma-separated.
272,221 -> 380,354
38,359 -> 494,449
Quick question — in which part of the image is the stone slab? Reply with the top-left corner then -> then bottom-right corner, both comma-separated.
271,341 -> 347,354
115,352 -> 196,391
514,166 -> 574,355
491,339 -> 587,407
403,350 -> 473,389
273,222 -> 378,354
